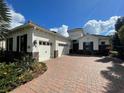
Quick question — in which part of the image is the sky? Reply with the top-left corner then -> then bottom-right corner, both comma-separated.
6,0 -> 124,37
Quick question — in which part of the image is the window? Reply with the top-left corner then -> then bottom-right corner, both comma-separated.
17,36 -> 20,52
8,38 -> 13,51
83,42 -> 93,51
6,39 -> 9,51
72,40 -> 78,44
58,43 -> 68,47
85,42 -> 91,46
43,42 -> 46,45
101,41 -> 105,45
39,41 -> 51,46
47,42 -> 49,45
72,40 -> 77,42
16,34 -> 27,52
39,41 -> 43,45
20,34 -> 27,52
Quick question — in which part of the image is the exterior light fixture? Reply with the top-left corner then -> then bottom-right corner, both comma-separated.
33,40 -> 37,47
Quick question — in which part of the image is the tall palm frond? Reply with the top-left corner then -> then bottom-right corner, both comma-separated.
0,0 -> 11,40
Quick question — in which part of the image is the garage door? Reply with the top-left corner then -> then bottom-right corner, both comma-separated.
39,42 -> 51,62
58,43 -> 68,57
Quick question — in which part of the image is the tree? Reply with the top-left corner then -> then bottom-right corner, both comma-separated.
118,26 -> 124,45
112,33 -> 121,50
113,17 -> 124,58
0,0 -> 11,40
115,17 -> 124,31
113,16 -> 124,46
0,0 -> 11,50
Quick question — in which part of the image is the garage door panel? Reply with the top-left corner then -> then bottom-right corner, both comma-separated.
58,46 -> 68,57
39,46 -> 51,61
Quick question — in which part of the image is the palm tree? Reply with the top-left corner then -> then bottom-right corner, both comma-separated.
0,0 -> 11,49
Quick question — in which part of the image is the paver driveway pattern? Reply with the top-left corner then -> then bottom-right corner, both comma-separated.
10,56 -> 124,93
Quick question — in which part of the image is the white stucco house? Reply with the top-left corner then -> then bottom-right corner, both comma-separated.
5,22 -> 111,62
6,21 -> 71,62
68,28 -> 111,54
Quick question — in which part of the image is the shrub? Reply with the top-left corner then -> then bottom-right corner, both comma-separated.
31,62 -> 47,77
0,55 -> 47,93
0,63 -> 20,92
110,51 -> 119,57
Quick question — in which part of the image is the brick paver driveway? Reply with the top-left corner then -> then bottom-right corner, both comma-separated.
10,56 -> 124,93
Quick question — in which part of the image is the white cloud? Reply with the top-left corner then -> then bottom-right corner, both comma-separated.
83,16 -> 120,35
105,30 -> 116,36
9,6 -> 25,28
50,25 -> 69,37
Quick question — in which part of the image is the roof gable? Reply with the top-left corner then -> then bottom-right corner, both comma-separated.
8,22 -> 70,40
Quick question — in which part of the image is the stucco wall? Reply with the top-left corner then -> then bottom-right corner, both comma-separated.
55,36 -> 70,57
33,29 -> 70,61
7,27 -> 70,62
99,38 -> 110,45
69,30 -> 84,40
7,29 -> 33,52
33,30 -> 55,61
79,35 -> 99,50
79,35 -> 110,51
0,40 -> 6,50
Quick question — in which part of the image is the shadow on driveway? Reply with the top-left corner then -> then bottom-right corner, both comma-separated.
96,57 -> 124,93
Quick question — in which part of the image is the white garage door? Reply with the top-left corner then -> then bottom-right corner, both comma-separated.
58,43 -> 68,57
39,42 -> 51,62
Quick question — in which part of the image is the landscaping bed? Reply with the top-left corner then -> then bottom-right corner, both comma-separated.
110,50 -> 124,61
0,55 -> 47,93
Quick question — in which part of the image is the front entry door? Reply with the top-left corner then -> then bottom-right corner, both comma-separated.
83,42 -> 93,53
16,34 -> 27,52
73,43 -> 79,53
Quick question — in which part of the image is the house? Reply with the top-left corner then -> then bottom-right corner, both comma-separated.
68,28 -> 110,55
6,21 -> 71,62
5,22 -> 110,62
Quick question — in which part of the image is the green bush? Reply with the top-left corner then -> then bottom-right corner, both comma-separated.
110,51 -> 119,57
0,63 -> 20,92
0,55 -> 47,93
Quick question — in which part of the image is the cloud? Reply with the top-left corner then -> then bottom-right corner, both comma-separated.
105,30 -> 117,36
83,16 -> 120,35
50,25 -> 69,37
9,6 -> 25,28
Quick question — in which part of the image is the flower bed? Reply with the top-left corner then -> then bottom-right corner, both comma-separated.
0,55 -> 47,93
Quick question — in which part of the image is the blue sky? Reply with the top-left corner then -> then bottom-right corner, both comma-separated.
6,0 -> 124,36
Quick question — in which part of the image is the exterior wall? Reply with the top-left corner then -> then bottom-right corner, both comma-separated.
6,24 -> 111,61
6,26 -> 70,62
79,35 -> 110,51
33,30 -> 55,62
7,29 -> 33,52
55,36 -> 70,57
79,35 -> 99,50
99,38 -> 110,45
33,29 -> 71,62
68,30 -> 84,40
5,24 -> 111,61
0,40 -> 6,50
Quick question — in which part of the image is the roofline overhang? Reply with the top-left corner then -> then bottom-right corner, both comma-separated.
8,22 -> 70,40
